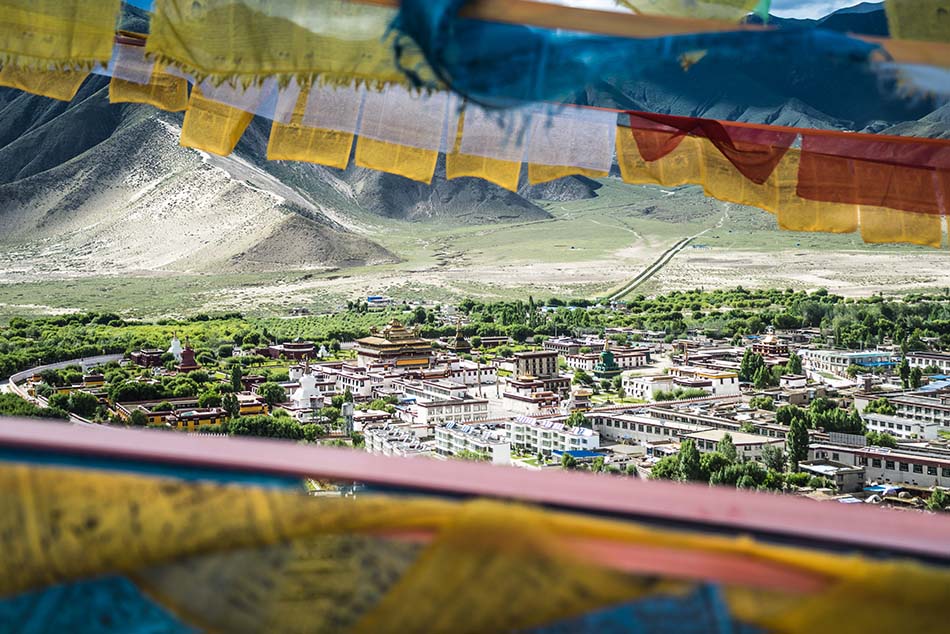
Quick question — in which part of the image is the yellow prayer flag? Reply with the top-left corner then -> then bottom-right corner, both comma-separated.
445,113 -> 521,191
886,0 -> 950,43
0,65 -> 87,101
615,127 -> 704,187
355,136 -> 438,184
148,0 -> 434,88
179,85 -> 254,156
0,0 -> 121,69
109,65 -> 189,112
266,89 -> 354,169
527,164 -> 608,185
860,207 -> 943,248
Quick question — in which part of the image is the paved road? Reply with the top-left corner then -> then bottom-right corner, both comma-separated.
7,354 -> 124,427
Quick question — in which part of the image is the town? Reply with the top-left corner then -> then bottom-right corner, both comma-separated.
3,288 -> 950,512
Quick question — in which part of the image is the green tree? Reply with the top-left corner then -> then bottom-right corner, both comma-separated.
739,421 -> 756,434
47,393 -> 70,412
786,351 -> 803,375
864,397 -> 895,416
343,388 -> 354,403
717,433 -> 738,463
648,455 -> 680,480
198,390 -> 222,408
129,409 -> 148,426
590,457 -> 606,473
222,392 -> 240,419
561,453 -> 577,470
217,344 -> 234,359
68,391 -> 100,418
257,382 -> 286,407
679,440 -> 703,482
752,365 -> 768,389
787,418 -> 810,471
749,395 -> 774,411
899,357 -> 910,388
761,444 -> 786,473
910,366 -> 923,389
230,365 -> 243,393
865,431 -> 897,448
573,369 -> 594,386
153,401 -> 175,412
927,488 -> 947,512
566,411 -> 589,428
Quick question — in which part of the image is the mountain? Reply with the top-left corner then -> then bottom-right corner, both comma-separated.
0,78 -> 397,277
0,1 -> 944,284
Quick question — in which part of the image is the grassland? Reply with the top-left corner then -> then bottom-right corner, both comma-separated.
2,179 -> 948,321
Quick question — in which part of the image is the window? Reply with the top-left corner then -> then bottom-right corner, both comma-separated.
899,462 -> 909,472
872,459 -> 881,468
943,468 -> 950,477
832,452 -> 839,461
913,464 -> 923,474
886,460 -> 895,470
928,466 -> 937,476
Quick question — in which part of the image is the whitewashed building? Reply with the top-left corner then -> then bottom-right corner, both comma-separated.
683,429 -> 785,462
810,443 -> 950,487
435,422 -> 511,465
862,412 -> 946,441
506,415 -> 599,456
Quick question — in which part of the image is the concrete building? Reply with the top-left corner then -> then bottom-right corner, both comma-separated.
907,351 -> 950,374
798,460 -> 866,493
364,424 -> 432,458
507,415 -> 599,456
683,429 -> 785,462
668,366 -> 740,396
862,412 -> 946,441
435,422 -> 511,465
889,393 -> 950,427
407,397 -> 490,428
623,374 -> 674,401
564,347 -> 650,373
810,443 -> 950,487
594,413 -> 711,445
800,349 -> 895,378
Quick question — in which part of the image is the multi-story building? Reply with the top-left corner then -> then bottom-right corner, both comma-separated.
407,397 -> 490,428
682,429 -> 785,462
513,350 -> 559,379
810,443 -> 950,487
355,320 -> 433,368
751,334 -> 789,357
862,412 -> 946,441
623,375 -> 674,401
907,351 -> 950,374
563,347 -> 650,373
435,422 -> 511,465
506,415 -> 599,456
668,366 -> 740,396
889,393 -> 950,427
799,349 -> 896,378
364,424 -> 432,458
594,413 -> 711,445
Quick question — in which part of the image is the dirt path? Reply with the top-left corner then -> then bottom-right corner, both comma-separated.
606,207 -> 728,301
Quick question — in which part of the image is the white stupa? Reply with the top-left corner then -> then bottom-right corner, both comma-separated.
167,335 -> 183,363
292,372 -> 320,410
